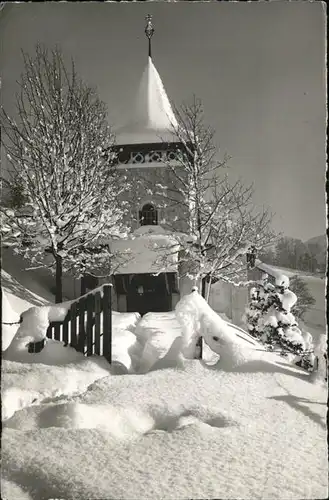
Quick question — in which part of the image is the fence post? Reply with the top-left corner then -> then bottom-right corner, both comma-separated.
62,313 -> 69,346
70,302 -> 77,348
46,324 -> 53,340
94,292 -> 101,356
54,323 -> 61,341
102,285 -> 112,363
86,294 -> 95,356
78,297 -> 86,354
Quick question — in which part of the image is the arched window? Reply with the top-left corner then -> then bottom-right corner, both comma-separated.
139,203 -> 158,226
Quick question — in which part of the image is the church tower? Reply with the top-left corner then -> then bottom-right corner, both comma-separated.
110,15 -> 189,315
112,15 -> 187,233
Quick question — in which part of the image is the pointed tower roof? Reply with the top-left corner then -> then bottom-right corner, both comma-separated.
115,16 -> 178,146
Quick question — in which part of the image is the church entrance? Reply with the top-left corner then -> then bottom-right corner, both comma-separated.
126,273 -> 171,316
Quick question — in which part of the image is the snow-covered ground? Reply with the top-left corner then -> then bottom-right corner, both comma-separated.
1,248 -> 56,303
1,286 -> 327,500
2,357 -> 327,499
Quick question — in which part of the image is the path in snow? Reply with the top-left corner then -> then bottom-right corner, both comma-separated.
132,312 -> 184,373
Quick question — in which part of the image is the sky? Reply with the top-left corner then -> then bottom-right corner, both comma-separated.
0,1 -> 326,241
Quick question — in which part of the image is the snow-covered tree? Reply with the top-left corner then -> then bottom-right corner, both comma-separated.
243,273 -> 275,340
288,275 -> 316,320
0,45 -> 129,302
142,97 -> 276,298
243,273 -> 315,370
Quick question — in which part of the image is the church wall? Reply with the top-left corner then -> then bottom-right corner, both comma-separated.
122,165 -> 189,234
117,294 -> 127,312
171,292 -> 180,309
231,287 -> 249,326
208,270 -> 259,326
247,266 -> 265,284
62,276 -> 80,300
208,281 -> 233,320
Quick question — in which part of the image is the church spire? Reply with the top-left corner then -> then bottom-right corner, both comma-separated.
145,14 -> 154,59
114,14 -> 178,146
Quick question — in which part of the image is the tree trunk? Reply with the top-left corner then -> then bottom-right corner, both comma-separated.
201,277 -> 206,298
55,254 -> 63,303
202,275 -> 212,301
196,276 -> 205,360
206,276 -> 212,302
81,275 -> 87,296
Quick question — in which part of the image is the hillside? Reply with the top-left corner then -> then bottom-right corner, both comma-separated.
304,234 -> 326,270
1,247 -> 55,303
305,234 -> 326,248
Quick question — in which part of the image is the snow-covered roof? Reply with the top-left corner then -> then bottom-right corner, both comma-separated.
115,57 -> 178,146
255,260 -> 295,279
132,225 -> 172,237
110,226 -> 180,274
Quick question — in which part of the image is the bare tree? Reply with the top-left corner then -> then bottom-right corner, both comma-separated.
145,97 -> 276,298
1,45 -> 129,302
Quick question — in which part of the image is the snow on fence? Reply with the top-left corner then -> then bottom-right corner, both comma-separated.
45,285 -> 112,362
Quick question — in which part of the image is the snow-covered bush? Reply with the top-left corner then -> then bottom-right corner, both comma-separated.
242,274 -> 275,341
243,273 -> 314,370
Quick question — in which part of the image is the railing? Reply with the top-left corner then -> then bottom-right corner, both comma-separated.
45,284 -> 112,362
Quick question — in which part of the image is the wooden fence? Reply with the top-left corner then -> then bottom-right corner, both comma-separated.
46,284 -> 112,363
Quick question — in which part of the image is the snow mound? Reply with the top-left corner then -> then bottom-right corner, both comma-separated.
147,403 -> 236,434
175,292 -> 203,358
175,291 -> 259,368
4,396 -> 236,438
134,312 -> 183,373
22,402 -> 155,440
0,478 -> 33,500
2,290 -> 31,351
112,328 -> 138,373
112,311 -> 141,332
3,302 -> 72,361
2,357 -> 111,420
138,330 -> 182,373
4,334 -> 84,365
1,387 -> 40,421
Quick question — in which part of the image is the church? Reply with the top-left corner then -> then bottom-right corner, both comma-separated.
0,10 -> 249,322
80,15 -> 251,320
83,15 -> 195,315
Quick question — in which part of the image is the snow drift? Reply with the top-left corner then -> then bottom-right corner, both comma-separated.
4,402 -> 155,440
2,360 -> 327,500
176,290 -> 262,369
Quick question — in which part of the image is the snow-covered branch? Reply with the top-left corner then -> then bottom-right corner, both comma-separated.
1,44 -> 130,302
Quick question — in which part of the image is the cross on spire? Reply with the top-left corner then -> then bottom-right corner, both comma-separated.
145,14 -> 154,58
